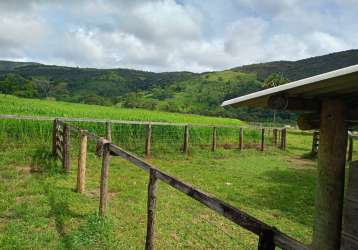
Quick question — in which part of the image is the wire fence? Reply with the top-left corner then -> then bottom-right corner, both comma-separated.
0,115 -> 287,157
50,119 -> 306,250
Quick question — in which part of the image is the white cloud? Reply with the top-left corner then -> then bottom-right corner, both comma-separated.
0,0 -> 356,72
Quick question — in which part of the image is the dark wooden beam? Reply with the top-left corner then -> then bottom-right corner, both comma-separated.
267,96 -> 320,111
348,108 -> 358,121
298,110 -> 358,130
297,113 -> 320,130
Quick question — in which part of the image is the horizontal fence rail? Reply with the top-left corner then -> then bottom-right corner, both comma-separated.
52,119 -> 307,250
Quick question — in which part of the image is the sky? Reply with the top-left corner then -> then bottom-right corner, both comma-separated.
0,0 -> 357,72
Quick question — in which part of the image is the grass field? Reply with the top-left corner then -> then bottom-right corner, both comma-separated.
0,129 -> 319,249
0,94 -> 244,126
0,95 -> 356,249
0,95 -> 261,157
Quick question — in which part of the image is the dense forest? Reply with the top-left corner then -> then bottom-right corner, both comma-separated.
1,49 -> 358,122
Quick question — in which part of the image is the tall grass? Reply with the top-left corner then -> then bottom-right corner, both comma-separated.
0,94 -> 243,125
0,94 -> 278,156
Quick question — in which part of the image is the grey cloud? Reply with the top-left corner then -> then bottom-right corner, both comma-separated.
0,0 -> 356,72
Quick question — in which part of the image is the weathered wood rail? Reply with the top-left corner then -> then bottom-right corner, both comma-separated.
51,119 -> 306,250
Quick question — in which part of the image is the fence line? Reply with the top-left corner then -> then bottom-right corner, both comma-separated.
0,114 -> 284,129
1,114 -> 287,156
52,119 -> 306,250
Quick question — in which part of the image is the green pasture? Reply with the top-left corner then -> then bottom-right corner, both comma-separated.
1,96 -> 356,249
0,94 -> 244,126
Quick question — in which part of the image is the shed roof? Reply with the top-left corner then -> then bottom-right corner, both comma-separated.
221,64 -> 358,109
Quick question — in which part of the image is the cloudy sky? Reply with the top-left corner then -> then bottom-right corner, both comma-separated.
0,0 -> 357,72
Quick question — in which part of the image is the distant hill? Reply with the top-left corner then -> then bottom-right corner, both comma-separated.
0,49 -> 357,122
233,49 -> 358,81
0,61 -> 39,71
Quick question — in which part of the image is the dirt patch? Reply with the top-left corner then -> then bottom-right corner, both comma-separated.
16,165 -> 32,174
287,157 -> 316,169
85,188 -> 116,199
16,164 -> 44,174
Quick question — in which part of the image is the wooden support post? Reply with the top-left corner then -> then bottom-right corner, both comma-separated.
258,229 -> 275,250
52,119 -> 59,157
183,125 -> 189,154
312,99 -> 348,250
77,130 -> 87,193
145,168 -> 158,250
106,121 -> 112,142
63,124 -> 71,172
239,127 -> 244,150
273,129 -> 278,146
348,134 -> 353,162
145,123 -> 152,157
261,128 -> 265,151
99,143 -> 111,216
211,127 -> 217,152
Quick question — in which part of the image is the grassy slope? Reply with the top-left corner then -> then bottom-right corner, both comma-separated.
152,70 -> 261,114
0,131 -> 321,249
0,94 -> 243,126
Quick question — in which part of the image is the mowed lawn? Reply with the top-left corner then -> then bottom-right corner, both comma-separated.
0,129 -> 340,249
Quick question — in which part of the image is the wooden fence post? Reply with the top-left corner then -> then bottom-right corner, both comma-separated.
282,128 -> 287,150
106,121 -> 112,142
239,127 -> 244,150
311,131 -> 320,156
77,130 -> 87,193
261,128 -> 265,151
258,229 -> 275,250
145,123 -> 152,157
183,125 -> 189,154
211,127 -> 217,152
63,124 -> 71,172
145,168 -> 158,250
273,129 -> 278,146
348,134 -> 353,162
52,119 -> 59,157
99,142 -> 111,216
278,129 -> 281,146
280,128 -> 286,150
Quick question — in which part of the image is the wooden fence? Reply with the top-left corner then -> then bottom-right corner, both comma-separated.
52,119 -> 305,250
1,114 -> 287,157
310,131 -> 356,161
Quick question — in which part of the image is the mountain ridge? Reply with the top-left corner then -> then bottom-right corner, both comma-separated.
1,49 -> 357,122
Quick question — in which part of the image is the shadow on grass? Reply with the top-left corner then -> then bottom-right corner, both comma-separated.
30,146 -> 114,249
44,186 -> 85,249
242,167 -> 316,227
30,146 -> 63,175
301,152 -> 317,160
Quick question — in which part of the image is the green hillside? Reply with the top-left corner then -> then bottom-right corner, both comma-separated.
233,49 -> 358,81
1,49 -> 357,122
